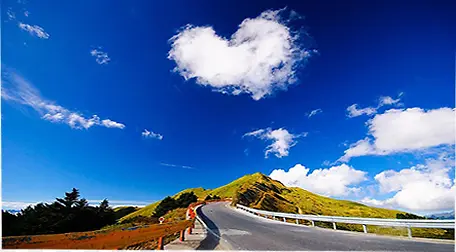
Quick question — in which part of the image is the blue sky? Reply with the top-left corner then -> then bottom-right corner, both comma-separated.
2,0 -> 455,214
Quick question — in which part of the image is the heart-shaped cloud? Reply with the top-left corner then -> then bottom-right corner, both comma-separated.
168,9 -> 316,100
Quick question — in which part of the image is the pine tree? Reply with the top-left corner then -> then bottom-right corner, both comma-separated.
154,196 -> 177,217
56,188 -> 80,209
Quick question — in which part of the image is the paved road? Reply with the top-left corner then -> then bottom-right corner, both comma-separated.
197,202 -> 454,251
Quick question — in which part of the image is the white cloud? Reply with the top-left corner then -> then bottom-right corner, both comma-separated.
102,119 -> 126,129
339,138 -> 376,162
2,201 -> 37,210
24,10 -> 30,17
360,156 -> 455,213
243,128 -> 266,137
42,112 -> 65,122
347,95 -> 402,118
243,127 -> 306,158
7,8 -> 16,20
90,48 -> 111,65
142,129 -> 163,140
270,163 -> 367,197
168,9 -> 316,100
160,163 -> 194,169
322,160 -> 331,166
346,104 -> 377,118
1,70 -> 125,130
18,22 -> 49,39
340,107 -> 455,162
359,197 -> 389,207
307,108 -> 322,118
378,96 -> 401,107
67,114 -> 99,129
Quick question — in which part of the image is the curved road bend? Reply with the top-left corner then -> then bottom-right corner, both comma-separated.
197,202 -> 454,251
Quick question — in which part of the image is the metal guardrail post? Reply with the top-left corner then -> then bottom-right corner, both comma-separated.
296,219 -> 299,224
363,224 -> 368,233
283,217 -> 286,222
311,220 -> 315,227
333,222 -> 337,230
407,226 -> 412,238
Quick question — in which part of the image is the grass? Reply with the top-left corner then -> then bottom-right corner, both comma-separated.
119,201 -> 161,222
281,187 -> 403,218
209,172 -> 266,198
113,206 -> 140,220
119,175 -> 256,221
163,208 -> 187,222
119,172 -> 454,240
120,187 -> 213,222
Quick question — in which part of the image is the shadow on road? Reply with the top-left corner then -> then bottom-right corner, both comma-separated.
196,205 -> 222,250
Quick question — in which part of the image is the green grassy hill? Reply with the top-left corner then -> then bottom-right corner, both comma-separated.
121,172 -> 402,221
113,206 -> 141,220
119,201 -> 161,222
119,187 -> 209,222
119,172 -> 453,239
231,173 -> 403,218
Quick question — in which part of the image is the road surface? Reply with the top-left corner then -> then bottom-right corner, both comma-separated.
197,202 -> 454,251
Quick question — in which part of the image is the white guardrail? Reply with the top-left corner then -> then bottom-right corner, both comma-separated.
236,204 -> 455,238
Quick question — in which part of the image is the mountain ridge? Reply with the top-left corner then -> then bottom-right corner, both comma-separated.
426,210 -> 455,220
121,172 -> 405,221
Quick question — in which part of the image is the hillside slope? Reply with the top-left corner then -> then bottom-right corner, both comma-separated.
120,187 -> 209,221
122,172 -> 403,221
230,173 -> 453,239
121,173 -> 263,221
121,172 -> 453,239
113,206 -> 141,220
231,173 -> 403,218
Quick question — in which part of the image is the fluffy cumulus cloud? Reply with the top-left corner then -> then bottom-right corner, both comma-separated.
346,95 -> 402,118
307,108 -> 322,118
340,107 -> 455,162
243,128 -> 306,158
168,9 -> 316,100
90,47 -> 111,65
18,22 -> 50,39
142,129 -> 163,140
361,156 -> 455,212
1,71 -> 125,130
270,163 -> 367,196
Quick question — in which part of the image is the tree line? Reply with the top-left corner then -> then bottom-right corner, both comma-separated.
2,188 -> 117,236
153,192 -> 198,218
204,195 -> 221,201
3,190 -> 211,236
396,213 -> 426,219
118,192 -> 198,225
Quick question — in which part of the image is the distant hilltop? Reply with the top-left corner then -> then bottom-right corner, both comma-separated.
121,172 -> 407,221
426,210 -> 455,220
119,172 -> 453,239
